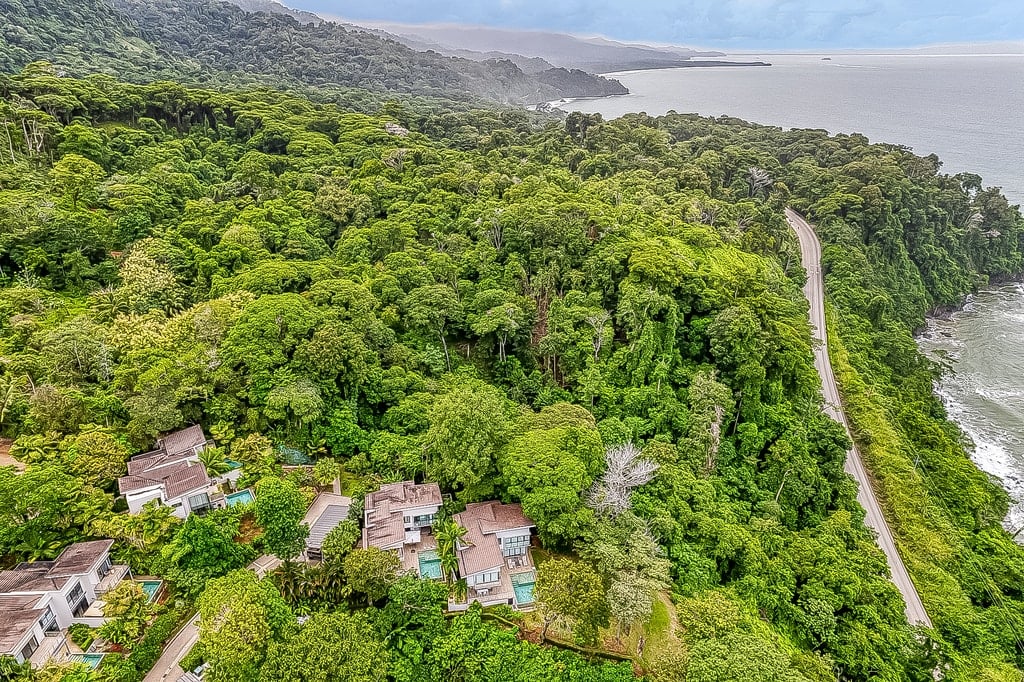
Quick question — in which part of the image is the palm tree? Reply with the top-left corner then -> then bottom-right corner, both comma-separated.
274,560 -> 303,607
199,446 -> 231,478
434,519 -> 467,586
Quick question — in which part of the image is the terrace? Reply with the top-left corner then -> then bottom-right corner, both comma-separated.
399,533 -> 439,578
94,565 -> 131,597
28,632 -> 72,669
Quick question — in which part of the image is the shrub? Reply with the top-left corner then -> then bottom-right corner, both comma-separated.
68,622 -> 95,651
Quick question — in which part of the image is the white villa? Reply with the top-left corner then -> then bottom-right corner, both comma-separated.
117,425 -> 240,518
0,540 -> 142,668
451,501 -> 535,610
362,481 -> 443,558
360,481 -> 537,610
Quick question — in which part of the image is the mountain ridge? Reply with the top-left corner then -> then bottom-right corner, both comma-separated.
0,0 -> 627,106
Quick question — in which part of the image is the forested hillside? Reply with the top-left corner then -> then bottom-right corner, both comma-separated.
1,64 -> 1023,681
0,0 -> 626,107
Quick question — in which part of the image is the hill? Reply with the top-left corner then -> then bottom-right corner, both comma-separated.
1,66 -> 1023,680
0,0 -> 626,105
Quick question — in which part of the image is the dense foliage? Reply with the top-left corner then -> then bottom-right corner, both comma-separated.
0,62 -> 1022,681
0,0 -> 626,110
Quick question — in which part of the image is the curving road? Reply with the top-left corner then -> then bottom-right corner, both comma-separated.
786,208 -> 932,628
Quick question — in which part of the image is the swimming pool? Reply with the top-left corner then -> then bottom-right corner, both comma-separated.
511,571 -> 536,606
225,489 -> 254,506
70,653 -> 104,669
136,580 -> 162,602
418,550 -> 443,580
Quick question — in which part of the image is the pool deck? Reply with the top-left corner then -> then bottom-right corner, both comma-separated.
401,534 -> 439,576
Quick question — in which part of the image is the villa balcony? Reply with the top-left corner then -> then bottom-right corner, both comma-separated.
95,565 -> 131,597
29,632 -> 71,669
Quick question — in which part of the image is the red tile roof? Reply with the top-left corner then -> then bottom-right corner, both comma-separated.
455,502 -> 534,577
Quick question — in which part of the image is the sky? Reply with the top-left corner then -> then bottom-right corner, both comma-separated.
288,0 -> 1024,50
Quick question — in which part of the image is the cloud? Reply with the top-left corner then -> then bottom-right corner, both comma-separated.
294,0 -> 1024,48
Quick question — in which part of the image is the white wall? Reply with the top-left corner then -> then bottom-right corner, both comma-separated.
125,487 -> 164,514
10,621 -> 45,664
494,526 -> 532,542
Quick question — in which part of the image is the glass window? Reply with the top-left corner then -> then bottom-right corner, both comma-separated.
187,493 -> 211,512
66,582 -> 85,610
20,635 -> 39,662
500,534 -> 530,556
473,570 -> 499,585
38,607 -> 57,633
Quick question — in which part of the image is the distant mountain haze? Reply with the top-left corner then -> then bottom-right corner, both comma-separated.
284,0 -> 1024,49
217,0 -> 727,72
329,21 -> 726,72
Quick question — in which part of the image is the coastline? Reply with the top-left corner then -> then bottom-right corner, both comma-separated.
918,282 -> 1024,537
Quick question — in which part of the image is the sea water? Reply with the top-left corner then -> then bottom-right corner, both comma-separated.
919,285 -> 1024,533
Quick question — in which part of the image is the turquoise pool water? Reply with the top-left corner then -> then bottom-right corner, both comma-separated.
71,653 -> 104,669
277,445 -> 312,465
225,459 -> 243,470
511,572 -> 536,605
418,550 -> 442,580
137,580 -> 162,602
225,489 -> 254,506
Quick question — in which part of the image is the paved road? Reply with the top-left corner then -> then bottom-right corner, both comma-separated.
786,208 -> 932,628
143,613 -> 199,682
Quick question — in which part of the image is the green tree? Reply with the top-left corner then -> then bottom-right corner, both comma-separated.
535,558 -> 609,646
196,570 -> 294,682
156,510 -> 255,598
403,284 -> 460,371
319,519 -> 360,564
97,581 -> 152,648
423,380 -> 513,501
499,403 -> 604,546
343,547 -> 401,606
261,611 -> 389,682
253,477 -> 309,560
50,153 -> 104,208
62,429 -> 129,487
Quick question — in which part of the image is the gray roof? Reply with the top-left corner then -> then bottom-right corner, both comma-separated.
48,540 -> 114,577
307,505 -> 350,550
119,461 -> 210,499
0,564 -> 69,593
0,540 -> 113,594
0,606 -> 43,653
159,424 -> 208,457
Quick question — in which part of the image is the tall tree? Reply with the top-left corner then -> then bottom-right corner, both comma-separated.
196,570 -> 294,682
535,558 -> 609,646
261,612 -> 389,682
254,476 -> 309,560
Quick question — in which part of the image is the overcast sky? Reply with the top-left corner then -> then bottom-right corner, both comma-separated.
288,0 -> 1024,49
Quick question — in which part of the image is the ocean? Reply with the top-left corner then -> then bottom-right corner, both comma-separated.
557,54 -> 1024,204
561,54 -> 1024,532
919,286 -> 1024,533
